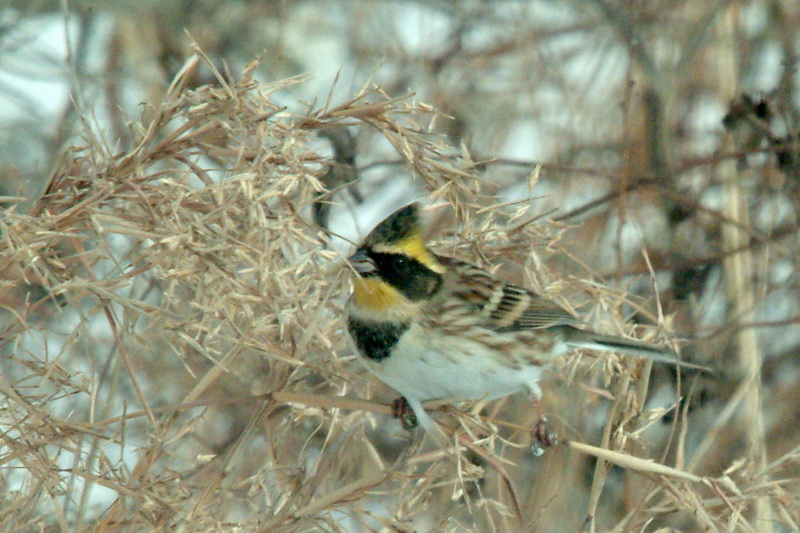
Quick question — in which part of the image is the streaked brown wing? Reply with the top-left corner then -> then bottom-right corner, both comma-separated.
438,255 -> 578,332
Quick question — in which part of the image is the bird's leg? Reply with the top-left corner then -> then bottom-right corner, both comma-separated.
392,396 -> 418,430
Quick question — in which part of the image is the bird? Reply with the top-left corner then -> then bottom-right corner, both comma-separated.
345,203 -> 703,447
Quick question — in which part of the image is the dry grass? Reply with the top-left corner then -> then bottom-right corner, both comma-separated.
2,7 -> 800,532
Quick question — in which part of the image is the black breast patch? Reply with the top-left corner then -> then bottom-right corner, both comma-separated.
347,317 -> 410,361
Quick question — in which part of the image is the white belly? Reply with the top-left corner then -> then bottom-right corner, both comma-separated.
362,323 -> 542,403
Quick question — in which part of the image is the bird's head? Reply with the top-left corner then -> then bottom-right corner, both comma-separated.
348,204 -> 445,313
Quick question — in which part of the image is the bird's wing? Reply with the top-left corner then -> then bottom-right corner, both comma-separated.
432,256 -> 711,371
437,256 -> 578,332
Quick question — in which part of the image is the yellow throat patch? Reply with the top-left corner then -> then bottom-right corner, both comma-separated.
352,277 -> 405,311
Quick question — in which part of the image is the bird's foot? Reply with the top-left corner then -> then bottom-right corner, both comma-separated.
392,396 -> 418,430
531,415 -> 558,456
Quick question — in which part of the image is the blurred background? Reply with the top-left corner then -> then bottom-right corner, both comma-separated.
1,1 -> 799,531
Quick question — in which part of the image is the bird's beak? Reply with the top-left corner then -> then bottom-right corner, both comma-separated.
347,248 -> 376,276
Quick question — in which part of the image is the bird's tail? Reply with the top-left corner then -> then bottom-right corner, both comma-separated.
562,326 -> 710,372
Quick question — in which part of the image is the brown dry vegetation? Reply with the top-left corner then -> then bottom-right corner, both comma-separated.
2,2 -> 800,532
